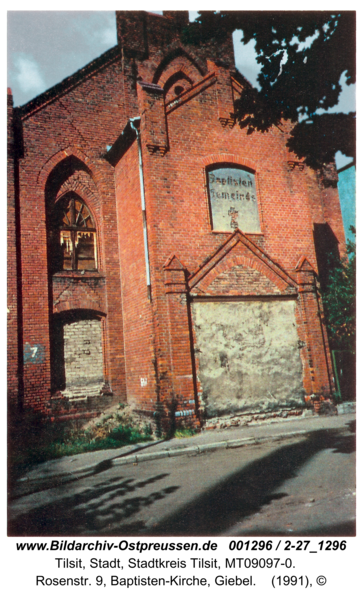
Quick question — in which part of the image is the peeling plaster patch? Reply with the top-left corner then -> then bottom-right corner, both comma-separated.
192,299 -> 304,418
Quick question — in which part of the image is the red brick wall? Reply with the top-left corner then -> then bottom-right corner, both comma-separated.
18,171 -> 52,411
294,268 -> 334,396
8,11 -> 344,421
15,51 -> 128,413
142,95 -> 321,276
7,90 -> 20,407
115,142 -> 157,413
206,265 -> 281,295
135,57 -> 340,413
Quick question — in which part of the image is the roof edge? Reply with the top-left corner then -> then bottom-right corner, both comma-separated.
19,45 -> 120,119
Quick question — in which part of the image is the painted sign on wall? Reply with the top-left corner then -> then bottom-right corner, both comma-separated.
24,343 -> 45,364
207,167 -> 260,232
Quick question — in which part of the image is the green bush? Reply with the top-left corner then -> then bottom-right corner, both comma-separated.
9,416 -> 153,474
321,227 -> 356,353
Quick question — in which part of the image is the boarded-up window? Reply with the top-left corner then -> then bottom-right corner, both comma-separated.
207,166 -> 260,232
192,299 -> 304,418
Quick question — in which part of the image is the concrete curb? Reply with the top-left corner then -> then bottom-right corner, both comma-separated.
113,429 -> 309,465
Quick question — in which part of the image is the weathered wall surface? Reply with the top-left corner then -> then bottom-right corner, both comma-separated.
192,299 -> 304,418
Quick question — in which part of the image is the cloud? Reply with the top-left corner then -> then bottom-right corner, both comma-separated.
328,73 -> 356,115
233,32 -> 261,88
98,24 -> 117,46
8,12 -> 118,105
71,12 -> 117,50
12,54 -> 46,95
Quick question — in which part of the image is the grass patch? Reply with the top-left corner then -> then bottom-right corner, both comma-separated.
18,425 -> 153,465
173,427 -> 197,439
9,406 -> 153,477
9,404 -> 198,480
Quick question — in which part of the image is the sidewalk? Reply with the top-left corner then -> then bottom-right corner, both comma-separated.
11,409 -> 355,500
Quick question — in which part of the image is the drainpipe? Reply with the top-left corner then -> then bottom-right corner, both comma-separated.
129,117 -> 152,300
130,117 -> 161,430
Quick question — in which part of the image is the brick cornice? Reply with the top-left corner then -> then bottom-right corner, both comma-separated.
165,72 -> 216,116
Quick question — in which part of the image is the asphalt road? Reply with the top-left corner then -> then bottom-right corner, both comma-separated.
9,422 -> 355,537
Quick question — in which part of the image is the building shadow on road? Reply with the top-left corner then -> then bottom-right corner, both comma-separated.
149,426 -> 356,537
8,425 -> 355,536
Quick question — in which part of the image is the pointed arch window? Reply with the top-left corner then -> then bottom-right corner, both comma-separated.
51,195 -> 97,272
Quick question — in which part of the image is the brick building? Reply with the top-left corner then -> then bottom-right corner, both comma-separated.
7,11 -> 345,428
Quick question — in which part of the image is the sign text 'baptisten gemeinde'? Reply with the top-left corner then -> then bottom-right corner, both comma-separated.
208,167 -> 260,232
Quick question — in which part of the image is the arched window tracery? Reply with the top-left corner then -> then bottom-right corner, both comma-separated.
50,194 -> 97,272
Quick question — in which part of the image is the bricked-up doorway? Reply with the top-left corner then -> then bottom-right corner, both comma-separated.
51,311 -> 105,397
192,298 -> 305,419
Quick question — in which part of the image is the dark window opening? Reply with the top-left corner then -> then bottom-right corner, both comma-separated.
174,85 -> 184,96
313,223 -> 339,293
50,195 -> 97,272
163,70 -> 193,96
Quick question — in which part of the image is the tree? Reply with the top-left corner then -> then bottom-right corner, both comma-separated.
320,228 -> 355,353
183,11 -> 355,169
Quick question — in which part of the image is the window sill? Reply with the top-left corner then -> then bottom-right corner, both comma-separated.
53,271 -> 105,280
211,230 -> 263,235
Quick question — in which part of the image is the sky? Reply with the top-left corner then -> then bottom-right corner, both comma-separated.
7,10 -> 355,168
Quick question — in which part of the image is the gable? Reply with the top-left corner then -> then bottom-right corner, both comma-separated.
295,255 -> 315,272
203,264 -> 282,296
19,46 -> 120,118
189,230 -> 297,297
